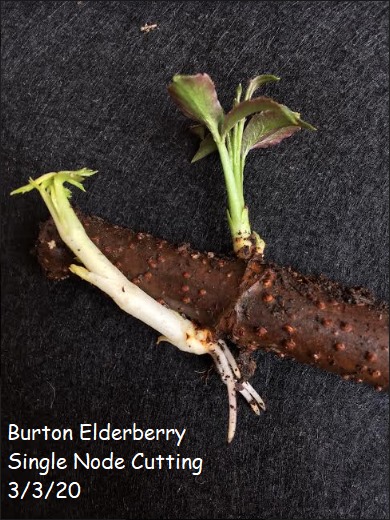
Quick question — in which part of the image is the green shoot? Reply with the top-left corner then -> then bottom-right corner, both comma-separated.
168,73 -> 316,258
11,169 -> 265,442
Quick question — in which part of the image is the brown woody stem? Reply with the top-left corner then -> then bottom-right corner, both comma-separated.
37,213 -> 389,390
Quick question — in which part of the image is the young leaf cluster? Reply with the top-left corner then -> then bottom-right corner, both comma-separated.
168,73 -> 315,257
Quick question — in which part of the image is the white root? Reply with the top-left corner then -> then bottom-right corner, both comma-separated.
208,339 -> 265,442
241,381 -> 266,412
208,345 -> 238,443
217,339 -> 241,378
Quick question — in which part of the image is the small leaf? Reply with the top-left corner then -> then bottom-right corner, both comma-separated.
67,179 -> 86,191
189,124 -> 206,140
10,182 -> 36,195
251,126 -> 301,149
292,117 -> 316,131
233,83 -> 243,106
242,109 -> 315,155
245,74 -> 280,100
63,187 -> 72,199
222,96 -> 293,135
191,133 -> 218,163
168,74 -> 224,135
249,123 -> 301,150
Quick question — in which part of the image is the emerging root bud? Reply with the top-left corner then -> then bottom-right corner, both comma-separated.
234,231 -> 265,260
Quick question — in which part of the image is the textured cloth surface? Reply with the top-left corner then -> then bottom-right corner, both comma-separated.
1,1 -> 389,519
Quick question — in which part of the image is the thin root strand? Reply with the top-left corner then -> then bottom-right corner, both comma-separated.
209,339 -> 265,442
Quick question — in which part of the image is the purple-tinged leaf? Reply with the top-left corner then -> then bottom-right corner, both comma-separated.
189,124 -> 206,140
245,74 -> 280,100
191,133 -> 218,163
222,96 -> 295,135
168,74 -> 224,135
242,108 -> 313,155
251,124 -> 301,150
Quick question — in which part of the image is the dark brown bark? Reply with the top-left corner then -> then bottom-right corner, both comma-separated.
36,213 -> 389,390
37,214 -> 246,328
218,257 -> 388,389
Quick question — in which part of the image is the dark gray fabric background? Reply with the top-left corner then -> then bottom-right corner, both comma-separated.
1,1 -> 389,519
